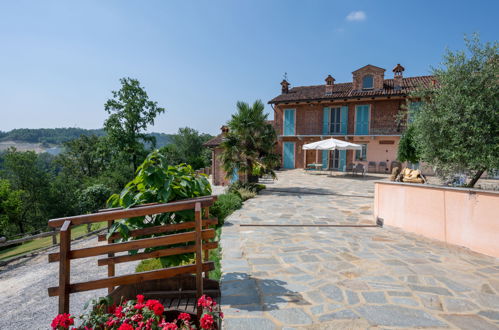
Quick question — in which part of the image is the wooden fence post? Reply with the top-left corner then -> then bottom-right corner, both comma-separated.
203,207 -> 210,278
52,227 -> 57,245
107,220 -> 115,294
195,202 -> 203,318
58,220 -> 72,314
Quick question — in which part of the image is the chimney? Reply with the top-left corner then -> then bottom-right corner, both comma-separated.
280,79 -> 290,94
220,125 -> 229,135
393,64 -> 405,90
325,75 -> 335,96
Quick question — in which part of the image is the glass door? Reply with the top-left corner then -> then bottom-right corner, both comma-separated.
329,149 -> 340,170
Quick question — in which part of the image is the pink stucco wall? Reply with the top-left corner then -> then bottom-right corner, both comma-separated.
374,181 -> 499,258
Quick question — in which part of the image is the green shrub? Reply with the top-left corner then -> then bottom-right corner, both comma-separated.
107,150 -> 212,268
135,258 -> 163,272
210,193 -> 242,224
227,182 -> 265,194
237,188 -> 256,201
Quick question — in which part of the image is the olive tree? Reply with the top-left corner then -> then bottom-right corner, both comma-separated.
410,35 -> 498,187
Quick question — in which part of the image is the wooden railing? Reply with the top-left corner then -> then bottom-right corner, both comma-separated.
47,196 -> 218,316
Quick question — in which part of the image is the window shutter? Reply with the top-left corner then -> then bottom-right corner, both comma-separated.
322,150 -> 329,169
340,106 -> 348,135
365,106 -> 370,134
323,107 -> 330,135
284,109 -> 295,135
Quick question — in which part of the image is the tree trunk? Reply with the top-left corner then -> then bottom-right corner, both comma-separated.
467,168 -> 485,188
17,220 -> 25,234
246,160 -> 258,183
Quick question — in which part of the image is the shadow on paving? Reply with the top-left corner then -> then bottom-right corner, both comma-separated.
263,187 -> 373,198
221,272 -> 310,311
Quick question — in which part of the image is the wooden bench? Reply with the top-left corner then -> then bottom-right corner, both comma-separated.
47,196 -> 219,319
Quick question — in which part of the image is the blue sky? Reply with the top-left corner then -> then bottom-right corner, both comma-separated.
0,1 -> 497,135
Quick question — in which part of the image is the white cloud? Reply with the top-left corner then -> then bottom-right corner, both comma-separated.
346,11 -> 366,22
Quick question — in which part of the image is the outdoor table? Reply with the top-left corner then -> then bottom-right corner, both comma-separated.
308,163 -> 323,171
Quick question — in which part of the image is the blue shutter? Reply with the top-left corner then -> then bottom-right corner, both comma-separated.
339,150 -> 346,171
231,167 -> 239,183
323,107 -> 330,135
355,106 -> 361,134
322,150 -> 329,169
340,106 -> 348,135
284,109 -> 295,135
408,102 -> 422,124
283,142 -> 295,168
355,105 -> 369,135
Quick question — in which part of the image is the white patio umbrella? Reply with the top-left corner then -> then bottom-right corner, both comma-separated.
302,138 -> 362,151
302,138 -> 362,169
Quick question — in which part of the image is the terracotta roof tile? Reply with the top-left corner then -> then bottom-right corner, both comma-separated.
268,75 -> 433,104
203,134 -> 223,147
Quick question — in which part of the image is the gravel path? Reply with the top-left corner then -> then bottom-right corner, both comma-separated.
0,235 -> 139,330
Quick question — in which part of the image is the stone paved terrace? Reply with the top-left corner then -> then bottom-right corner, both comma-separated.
220,170 -> 499,329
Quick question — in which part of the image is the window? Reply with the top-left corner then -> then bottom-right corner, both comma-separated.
329,107 -> 341,134
362,75 -> 374,89
283,109 -> 295,136
355,144 -> 368,161
408,101 -> 422,124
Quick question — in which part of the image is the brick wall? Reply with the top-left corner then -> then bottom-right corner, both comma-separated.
212,147 -> 229,186
276,98 -> 404,136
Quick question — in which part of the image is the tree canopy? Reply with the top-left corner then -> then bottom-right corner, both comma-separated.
220,100 -> 279,183
159,127 -> 212,170
409,35 -> 498,187
104,78 -> 165,172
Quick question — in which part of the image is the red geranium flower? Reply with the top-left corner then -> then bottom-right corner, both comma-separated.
177,313 -> 191,321
136,294 -> 145,304
106,317 -> 118,327
134,303 -> 145,310
161,322 -> 178,330
118,324 -> 134,330
197,295 -> 214,309
200,314 -> 214,330
132,313 -> 144,322
114,306 -> 125,318
51,313 -> 74,329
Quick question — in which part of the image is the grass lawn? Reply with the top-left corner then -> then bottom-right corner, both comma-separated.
0,222 -> 107,261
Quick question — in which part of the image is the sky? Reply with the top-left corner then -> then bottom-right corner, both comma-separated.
0,1 -> 497,135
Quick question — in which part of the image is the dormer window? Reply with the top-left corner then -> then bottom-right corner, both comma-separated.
362,75 -> 374,89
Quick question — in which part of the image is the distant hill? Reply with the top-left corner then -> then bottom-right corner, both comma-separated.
0,128 -> 175,153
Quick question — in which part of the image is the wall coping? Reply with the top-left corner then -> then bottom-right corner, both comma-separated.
374,180 -> 499,196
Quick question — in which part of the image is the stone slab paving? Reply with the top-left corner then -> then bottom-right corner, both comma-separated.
220,170 -> 499,329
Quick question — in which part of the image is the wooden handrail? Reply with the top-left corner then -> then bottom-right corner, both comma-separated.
48,262 -> 215,296
49,195 -> 217,315
48,197 -> 215,228
96,195 -> 218,213
97,218 -> 218,242
97,242 -> 219,266
48,229 -> 215,262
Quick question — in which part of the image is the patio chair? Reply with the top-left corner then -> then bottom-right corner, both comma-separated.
346,163 -> 355,175
378,162 -> 387,174
367,161 -> 377,173
353,163 -> 365,176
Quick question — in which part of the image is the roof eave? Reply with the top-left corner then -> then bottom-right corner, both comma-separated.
269,92 -> 410,105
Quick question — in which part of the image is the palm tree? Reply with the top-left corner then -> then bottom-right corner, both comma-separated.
220,100 -> 279,183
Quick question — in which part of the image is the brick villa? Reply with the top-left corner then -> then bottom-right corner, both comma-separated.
206,64 -> 433,184
269,64 -> 432,172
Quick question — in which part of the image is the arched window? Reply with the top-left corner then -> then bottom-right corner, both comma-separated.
362,75 -> 374,89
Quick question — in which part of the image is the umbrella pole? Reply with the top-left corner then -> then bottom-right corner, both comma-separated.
315,150 -> 319,164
